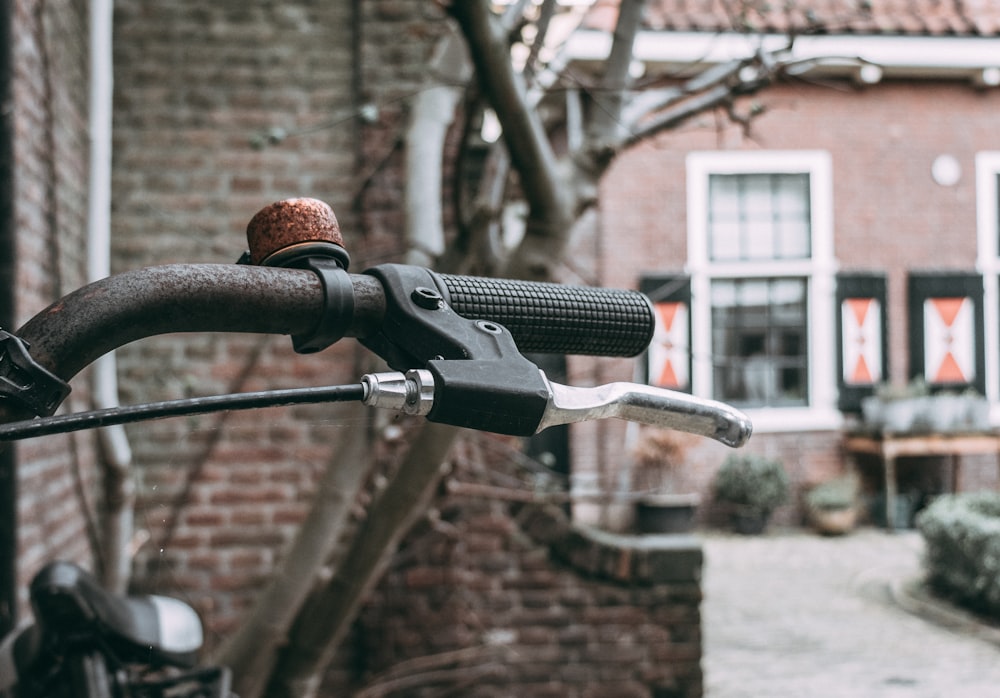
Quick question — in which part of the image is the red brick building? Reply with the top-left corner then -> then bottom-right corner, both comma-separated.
564,0 -> 1000,530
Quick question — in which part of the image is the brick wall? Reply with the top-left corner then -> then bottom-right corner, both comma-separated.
110,0 -> 366,632
11,0 -> 99,612
326,453 -> 704,698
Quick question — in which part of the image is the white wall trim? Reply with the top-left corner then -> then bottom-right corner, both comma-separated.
568,30 -> 1000,82
686,150 -> 837,432
976,152 -> 1000,405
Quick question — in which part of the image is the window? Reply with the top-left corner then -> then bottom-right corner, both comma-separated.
708,173 -> 811,262
688,151 -> 837,429
711,277 -> 808,406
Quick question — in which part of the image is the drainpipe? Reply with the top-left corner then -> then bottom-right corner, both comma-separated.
0,0 -> 14,635
87,0 -> 134,594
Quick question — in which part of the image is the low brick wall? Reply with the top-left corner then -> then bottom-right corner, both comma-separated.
335,495 -> 704,697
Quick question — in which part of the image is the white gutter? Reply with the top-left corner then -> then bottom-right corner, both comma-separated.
567,29 -> 1000,82
87,0 -> 134,593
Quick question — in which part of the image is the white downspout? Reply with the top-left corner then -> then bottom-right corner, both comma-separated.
87,0 -> 134,593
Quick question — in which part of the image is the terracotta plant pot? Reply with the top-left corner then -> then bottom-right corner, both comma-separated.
809,506 -> 857,536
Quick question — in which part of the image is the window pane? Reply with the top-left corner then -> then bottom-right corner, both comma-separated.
709,222 -> 741,261
708,173 -> 811,261
742,176 -> 774,222
744,221 -> 775,260
776,220 -> 811,258
710,175 -> 741,220
711,278 -> 809,407
773,174 -> 809,218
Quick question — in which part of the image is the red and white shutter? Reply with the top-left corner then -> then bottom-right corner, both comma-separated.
841,297 -> 882,386
649,301 -> 689,390
908,273 -> 984,393
640,276 -> 692,393
836,273 -> 887,411
923,297 -> 975,384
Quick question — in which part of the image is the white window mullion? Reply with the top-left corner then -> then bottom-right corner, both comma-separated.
690,272 -> 713,399
976,152 -> 1000,408
686,154 -> 712,399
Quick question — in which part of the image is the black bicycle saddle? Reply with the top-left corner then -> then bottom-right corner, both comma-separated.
29,560 -> 203,668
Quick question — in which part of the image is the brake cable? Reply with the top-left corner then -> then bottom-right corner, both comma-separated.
0,383 -> 366,441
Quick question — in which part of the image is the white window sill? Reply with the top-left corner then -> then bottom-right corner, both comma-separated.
743,406 -> 845,434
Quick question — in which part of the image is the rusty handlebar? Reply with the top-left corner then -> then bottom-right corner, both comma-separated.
0,199 -> 750,446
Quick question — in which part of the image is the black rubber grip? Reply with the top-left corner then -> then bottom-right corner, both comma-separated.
436,273 -> 654,357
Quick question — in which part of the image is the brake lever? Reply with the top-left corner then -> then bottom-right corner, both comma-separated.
0,370 -> 751,447
362,370 -> 752,448
536,378 -> 752,448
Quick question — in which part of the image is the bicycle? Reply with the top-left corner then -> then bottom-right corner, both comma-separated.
0,198 -> 751,696
0,560 -> 228,697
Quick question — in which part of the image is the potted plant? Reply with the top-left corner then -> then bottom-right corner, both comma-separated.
630,430 -> 700,534
712,454 -> 790,534
805,473 -> 859,535
860,378 -> 930,433
861,378 -> 990,434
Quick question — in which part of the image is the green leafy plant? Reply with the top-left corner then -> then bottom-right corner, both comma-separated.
805,473 -> 860,535
806,474 -> 859,512
916,492 -> 1000,618
713,453 -> 790,516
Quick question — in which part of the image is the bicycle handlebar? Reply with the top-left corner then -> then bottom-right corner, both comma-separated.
8,264 -> 651,386
0,198 -> 750,447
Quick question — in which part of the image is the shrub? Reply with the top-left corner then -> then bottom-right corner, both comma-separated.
713,454 -> 789,516
915,492 -> 1000,618
805,474 -> 859,512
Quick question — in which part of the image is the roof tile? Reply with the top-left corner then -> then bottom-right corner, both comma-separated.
585,0 -> 1000,37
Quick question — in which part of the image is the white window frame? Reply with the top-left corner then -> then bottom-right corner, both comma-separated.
687,151 -> 841,433
976,152 -> 1000,417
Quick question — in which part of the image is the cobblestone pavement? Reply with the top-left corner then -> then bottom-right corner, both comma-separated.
701,529 -> 1000,698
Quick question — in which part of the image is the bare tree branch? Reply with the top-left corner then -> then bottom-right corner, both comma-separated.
623,54 -> 780,145
447,2 -> 574,271
522,0 -> 558,81
584,0 -> 646,159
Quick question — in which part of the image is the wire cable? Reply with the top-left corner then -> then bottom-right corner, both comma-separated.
0,384 -> 366,441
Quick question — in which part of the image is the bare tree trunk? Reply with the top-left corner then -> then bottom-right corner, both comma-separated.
263,422 -> 460,698
215,408 -> 372,698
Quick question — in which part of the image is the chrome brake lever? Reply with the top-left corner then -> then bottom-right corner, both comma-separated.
362,369 -> 752,448
536,376 -> 752,448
